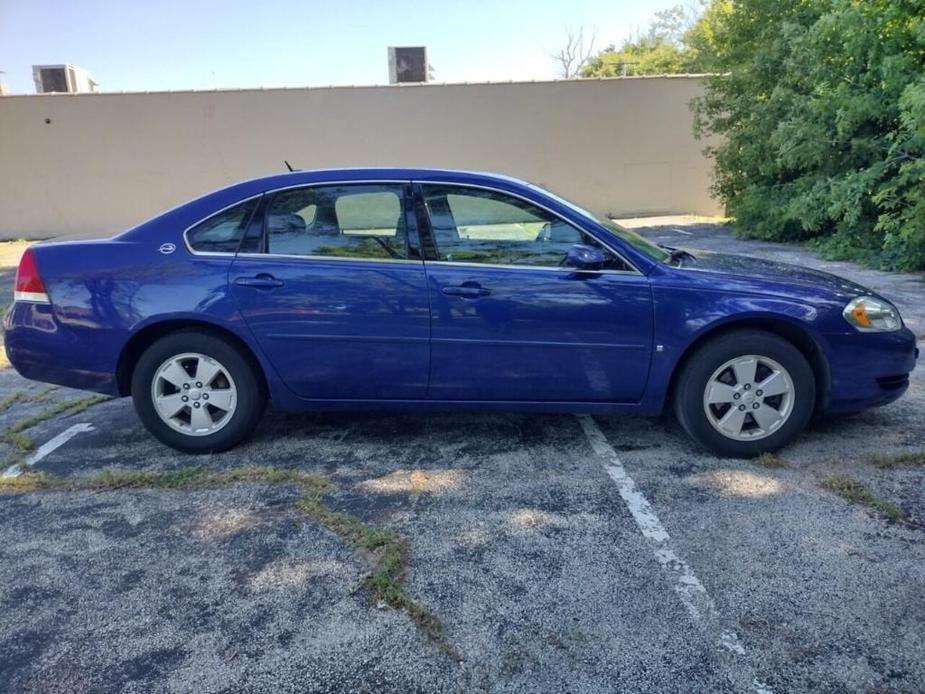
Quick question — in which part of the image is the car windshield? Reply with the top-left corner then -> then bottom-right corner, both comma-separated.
527,184 -> 672,264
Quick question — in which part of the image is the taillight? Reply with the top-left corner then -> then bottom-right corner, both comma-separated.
14,248 -> 49,303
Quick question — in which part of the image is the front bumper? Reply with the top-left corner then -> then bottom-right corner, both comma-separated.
822,327 -> 918,413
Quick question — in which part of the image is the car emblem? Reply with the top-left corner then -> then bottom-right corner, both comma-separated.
158,243 -> 177,255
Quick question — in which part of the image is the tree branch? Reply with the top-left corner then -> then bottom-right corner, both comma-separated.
551,28 -> 597,79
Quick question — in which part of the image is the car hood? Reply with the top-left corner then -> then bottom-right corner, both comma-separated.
678,251 -> 872,298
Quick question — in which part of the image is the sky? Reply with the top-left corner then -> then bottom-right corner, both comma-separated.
0,0 -> 682,94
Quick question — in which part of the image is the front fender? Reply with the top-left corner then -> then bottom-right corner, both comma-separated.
639,285 -> 835,416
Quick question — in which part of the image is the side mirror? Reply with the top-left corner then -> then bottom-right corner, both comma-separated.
565,244 -> 605,271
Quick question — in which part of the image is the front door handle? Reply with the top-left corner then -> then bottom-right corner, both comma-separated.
234,274 -> 284,289
441,285 -> 490,298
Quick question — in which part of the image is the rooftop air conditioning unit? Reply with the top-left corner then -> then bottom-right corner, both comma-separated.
388,47 -> 431,84
32,64 -> 98,93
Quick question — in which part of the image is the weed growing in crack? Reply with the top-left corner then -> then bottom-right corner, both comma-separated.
821,475 -> 904,523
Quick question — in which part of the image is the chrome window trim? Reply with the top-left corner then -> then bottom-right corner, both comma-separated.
414,180 -> 643,276
234,254 -> 634,274
182,194 -> 263,256
236,252 -> 423,266
425,260 -> 642,276
262,179 -> 405,196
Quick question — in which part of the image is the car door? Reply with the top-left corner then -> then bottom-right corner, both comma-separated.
229,182 -> 430,400
417,183 -> 654,402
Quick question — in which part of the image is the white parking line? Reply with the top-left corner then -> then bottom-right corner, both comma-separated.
671,227 -> 694,235
576,415 -> 773,694
1,422 -> 96,478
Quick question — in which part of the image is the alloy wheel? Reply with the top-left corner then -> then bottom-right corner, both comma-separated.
702,354 -> 795,441
151,352 -> 238,436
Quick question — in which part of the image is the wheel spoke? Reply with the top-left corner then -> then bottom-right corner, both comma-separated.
195,358 -> 222,387
158,360 -> 190,388
717,406 -> 747,437
155,393 -> 186,418
189,405 -> 213,431
758,371 -> 789,397
706,382 -> 737,405
752,404 -> 784,432
205,389 -> 234,412
731,357 -> 757,387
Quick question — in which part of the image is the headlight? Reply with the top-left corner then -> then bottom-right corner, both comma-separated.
843,296 -> 902,332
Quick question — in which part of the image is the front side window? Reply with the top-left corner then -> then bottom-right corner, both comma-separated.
186,198 -> 259,253
265,184 -> 408,260
420,185 -> 631,270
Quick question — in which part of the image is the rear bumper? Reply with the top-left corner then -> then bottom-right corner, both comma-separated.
822,327 -> 918,413
4,302 -> 120,395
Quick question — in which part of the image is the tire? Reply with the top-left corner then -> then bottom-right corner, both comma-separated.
131,329 -> 266,453
673,330 -> 815,458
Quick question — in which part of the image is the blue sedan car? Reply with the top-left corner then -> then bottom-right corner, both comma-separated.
4,169 -> 917,457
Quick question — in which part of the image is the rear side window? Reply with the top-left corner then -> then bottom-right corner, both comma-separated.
186,198 -> 259,253
265,184 -> 409,260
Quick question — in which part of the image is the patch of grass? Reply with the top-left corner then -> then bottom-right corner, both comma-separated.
0,464 -> 452,656
297,494 -> 456,657
3,431 -> 33,453
0,470 -> 61,492
30,385 -> 60,401
753,452 -> 787,468
870,450 -> 925,469
0,465 -> 329,494
219,466 -> 330,488
88,466 -> 330,492
0,390 -> 26,414
821,475 -> 904,522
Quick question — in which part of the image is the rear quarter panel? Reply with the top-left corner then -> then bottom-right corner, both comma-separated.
5,239 -> 252,394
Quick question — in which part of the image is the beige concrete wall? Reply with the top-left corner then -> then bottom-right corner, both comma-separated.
0,76 -> 719,240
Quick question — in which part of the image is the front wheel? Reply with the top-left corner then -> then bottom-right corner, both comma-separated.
131,329 -> 265,453
673,330 -> 815,458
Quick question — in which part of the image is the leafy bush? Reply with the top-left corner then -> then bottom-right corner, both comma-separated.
694,0 -> 925,271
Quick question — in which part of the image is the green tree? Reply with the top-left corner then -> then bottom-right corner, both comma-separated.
694,0 -> 925,270
581,36 -> 687,77
580,2 -> 726,77
682,0 -> 732,73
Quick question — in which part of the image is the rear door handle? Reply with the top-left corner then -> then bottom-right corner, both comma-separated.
234,274 -> 284,289
441,285 -> 490,298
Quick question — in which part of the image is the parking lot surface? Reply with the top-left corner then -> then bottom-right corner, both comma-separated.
1,225 -> 923,693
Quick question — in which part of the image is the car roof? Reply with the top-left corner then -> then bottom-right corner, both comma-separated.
234,167 -> 534,190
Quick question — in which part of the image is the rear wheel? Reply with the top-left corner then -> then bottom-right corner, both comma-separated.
673,330 -> 815,458
131,330 -> 265,453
